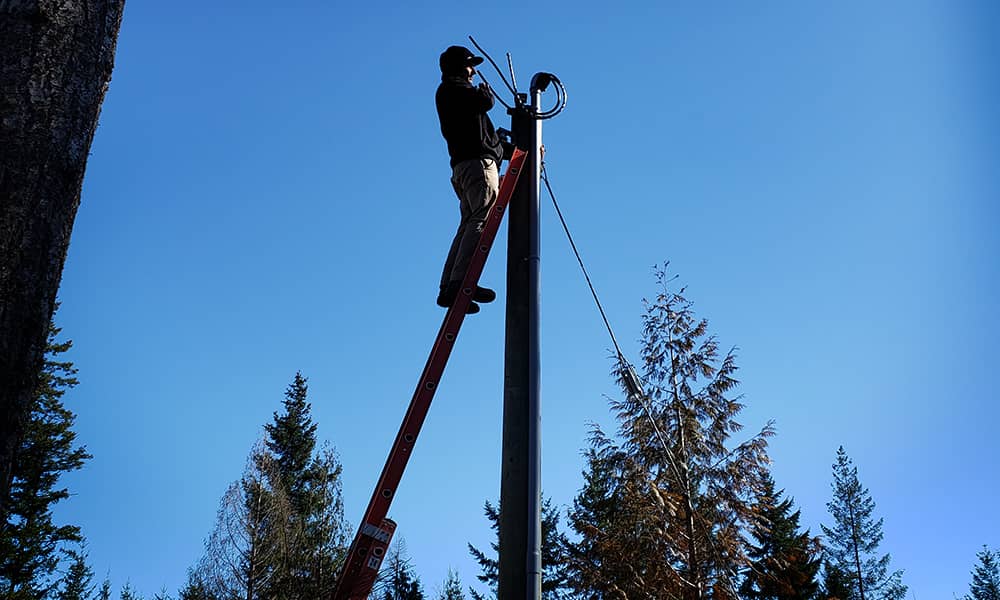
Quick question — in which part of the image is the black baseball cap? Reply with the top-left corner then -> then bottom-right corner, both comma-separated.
439,45 -> 484,73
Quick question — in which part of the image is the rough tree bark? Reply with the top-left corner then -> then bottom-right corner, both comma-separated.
0,0 -> 125,520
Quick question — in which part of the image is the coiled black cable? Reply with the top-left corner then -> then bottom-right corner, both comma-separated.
468,36 -> 567,119
534,74 -> 567,120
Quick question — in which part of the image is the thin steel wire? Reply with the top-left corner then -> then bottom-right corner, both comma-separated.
541,164 -> 623,360
542,165 -> 746,596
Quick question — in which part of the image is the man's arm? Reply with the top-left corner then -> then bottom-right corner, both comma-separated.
474,81 -> 495,112
439,81 -> 494,116
451,81 -> 493,113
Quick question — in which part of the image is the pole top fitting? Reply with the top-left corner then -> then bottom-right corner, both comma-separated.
530,73 -> 554,94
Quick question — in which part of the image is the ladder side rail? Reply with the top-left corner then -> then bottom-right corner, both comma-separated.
332,150 -> 526,600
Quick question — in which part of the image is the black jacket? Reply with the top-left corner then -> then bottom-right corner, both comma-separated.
436,76 -> 503,168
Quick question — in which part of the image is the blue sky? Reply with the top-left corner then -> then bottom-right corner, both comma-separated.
54,1 -> 997,598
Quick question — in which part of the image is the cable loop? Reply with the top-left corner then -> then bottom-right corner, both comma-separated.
534,74 -> 567,120
468,36 -> 567,119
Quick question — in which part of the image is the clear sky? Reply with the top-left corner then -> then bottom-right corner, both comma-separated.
55,1 -> 997,598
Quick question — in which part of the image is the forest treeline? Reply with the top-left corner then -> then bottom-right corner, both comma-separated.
2,277 -> 997,600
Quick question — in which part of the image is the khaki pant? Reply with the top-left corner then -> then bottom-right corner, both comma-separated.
440,157 -> 499,287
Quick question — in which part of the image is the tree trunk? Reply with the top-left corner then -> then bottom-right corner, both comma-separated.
0,0 -> 125,520
848,500 -> 866,600
668,329 -> 702,600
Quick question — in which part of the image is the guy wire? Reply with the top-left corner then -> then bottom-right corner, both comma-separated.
541,164 -> 624,361
542,163 -> 745,597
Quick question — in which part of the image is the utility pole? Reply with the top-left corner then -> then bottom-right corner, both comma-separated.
499,74 -> 548,600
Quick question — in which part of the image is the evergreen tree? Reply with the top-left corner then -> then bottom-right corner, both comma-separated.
190,445 -> 293,600
965,546 -> 1000,600
96,579 -> 112,600
264,373 -> 318,514
176,576 -> 216,600
739,475 -> 820,600
261,373 -> 349,599
437,569 -> 465,600
189,372 -> 348,600
0,317 -> 91,599
119,583 -> 142,600
378,541 -> 425,600
821,447 -> 906,600
564,449 -> 628,599
57,549 -> 95,600
299,444 -> 349,598
566,268 -> 773,600
467,497 -> 570,599
819,561 -> 853,600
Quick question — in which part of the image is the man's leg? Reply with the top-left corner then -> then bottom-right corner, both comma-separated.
449,157 -> 499,283
439,177 -> 470,290
436,158 -> 499,310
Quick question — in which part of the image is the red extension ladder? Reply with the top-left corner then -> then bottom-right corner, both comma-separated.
331,149 -> 527,600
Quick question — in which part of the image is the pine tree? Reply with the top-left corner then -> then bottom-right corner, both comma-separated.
564,449 -> 625,599
437,569 -> 465,600
377,541 -> 425,600
264,373 -> 318,514
120,583 -> 142,600
965,546 -> 1000,600
300,444 -> 350,598
467,497 -> 570,599
566,267 -> 774,600
261,373 -> 349,599
819,561 -> 853,600
189,445 -> 293,600
821,447 -> 906,600
177,576 -> 217,600
189,372 -> 348,600
57,549 -> 95,600
96,579 -> 112,600
739,475 -> 820,600
0,317 -> 91,598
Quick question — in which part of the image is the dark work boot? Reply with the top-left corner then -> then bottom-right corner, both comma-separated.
473,286 -> 496,303
439,282 -> 496,305
436,282 -> 458,307
437,282 -> 481,314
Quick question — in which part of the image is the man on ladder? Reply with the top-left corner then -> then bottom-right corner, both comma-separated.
332,43 -> 535,600
435,45 -> 507,314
